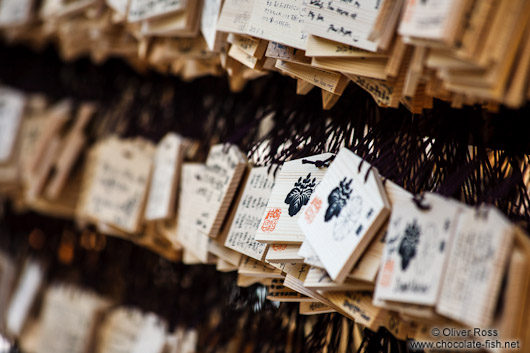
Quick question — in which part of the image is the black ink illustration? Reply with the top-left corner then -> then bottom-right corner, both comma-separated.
332,196 -> 362,241
284,173 -> 316,216
398,220 -> 421,271
325,177 -> 353,222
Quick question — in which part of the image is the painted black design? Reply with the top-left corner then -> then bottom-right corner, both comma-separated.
332,196 -> 362,241
398,220 -> 421,271
284,173 -> 316,216
324,177 -> 353,222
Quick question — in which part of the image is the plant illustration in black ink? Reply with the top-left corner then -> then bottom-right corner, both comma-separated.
398,220 -> 421,271
325,177 -> 353,222
284,173 -> 316,216
332,196 -> 362,241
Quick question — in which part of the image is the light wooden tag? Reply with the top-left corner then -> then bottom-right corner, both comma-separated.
144,133 -> 185,221
97,309 -> 166,353
80,138 -> 154,234
228,44 -> 263,69
41,0 -> 98,18
436,205 -> 515,328
201,0 -> 224,52
266,278 -> 314,302
321,89 -> 341,110
246,0 -> 308,50
346,182 -> 411,283
97,308 -> 146,353
303,266 -> 373,292
296,79 -> 315,95
379,311 -> 419,341
176,163 -> 213,263
6,259 -> 45,336
238,256 -> 284,279
224,166 -> 276,261
374,193 -> 461,306
349,228 -> 385,283
311,56 -> 388,80
368,0 -> 403,51
265,261 -> 287,272
106,0 -> 130,17
306,35 -> 387,58
265,42 -> 312,65
26,162 -> 83,219
130,313 -> 167,353
27,100 -> 71,175
0,0 -> 34,27
236,274 -> 264,287
137,223 -> 182,262
26,136 -> 61,201
282,264 -> 322,294
216,0 -> 255,35
46,103 -> 95,200
208,239 -> 242,267
303,0 -> 382,52
481,228 -> 530,351
0,98 -> 28,188
216,258 -> 239,272
140,1 -> 202,37
37,286 -> 111,353
299,302 -> 336,315
345,73 -> 397,107
265,244 -> 304,263
298,240 -> 325,267
173,328 -> 198,353
323,291 -> 388,330
128,0 -> 187,22
214,163 -> 249,246
512,228 -> 530,352
282,262 -> 310,280
298,181 -> 404,284
399,0 -> 469,45
281,265 -> 350,313
191,144 -> 247,238
275,60 -> 349,95
255,153 -> 335,244
182,249 -> 202,265
298,147 -> 390,283
235,36 -> 268,59
448,0 -> 491,61
266,261 -> 307,279
0,87 -> 26,164
0,252 -> 16,332
95,221 -> 134,241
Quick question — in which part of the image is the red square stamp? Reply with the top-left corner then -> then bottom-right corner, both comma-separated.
261,208 -> 282,232
304,196 -> 322,224
272,244 -> 287,252
379,259 -> 395,288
